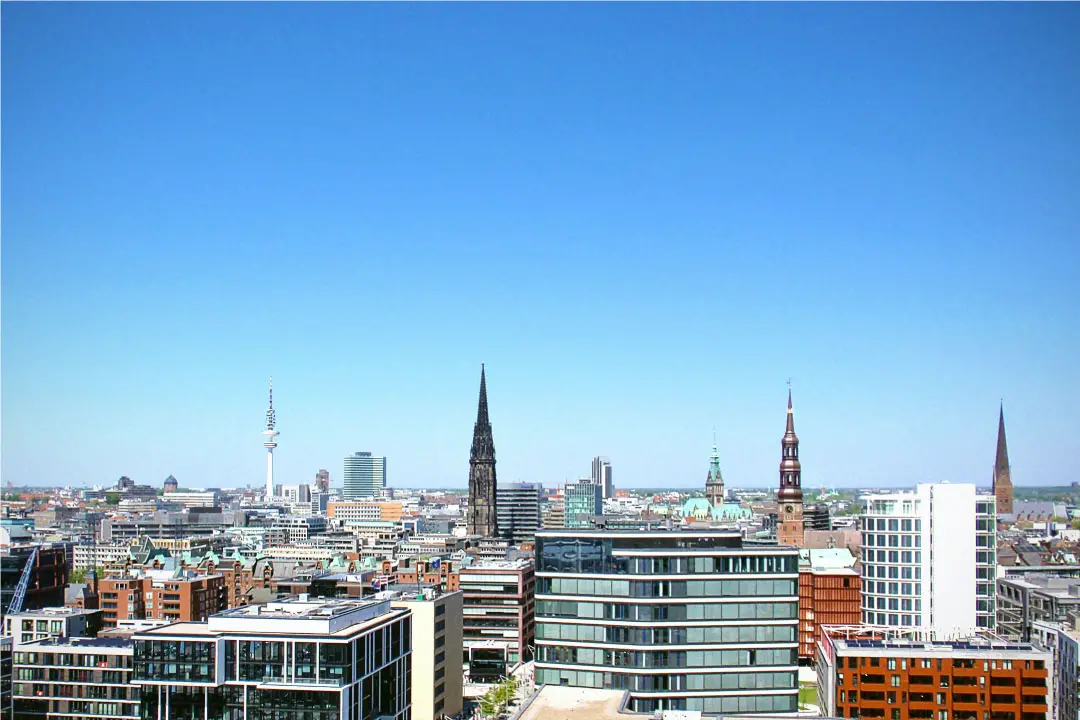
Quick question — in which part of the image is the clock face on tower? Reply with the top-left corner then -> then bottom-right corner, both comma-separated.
785,505 -> 793,514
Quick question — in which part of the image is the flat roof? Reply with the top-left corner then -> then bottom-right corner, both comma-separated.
536,528 -> 743,537
14,636 -> 132,651
831,637 -> 1050,659
6,606 -> 102,618
518,686 -> 632,720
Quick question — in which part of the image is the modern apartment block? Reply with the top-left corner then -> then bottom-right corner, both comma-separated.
496,482 -> 541,545
343,452 -> 387,500
132,595 -> 412,720
98,571 -> 226,628
798,549 -> 861,664
534,528 -> 800,715
12,637 -> 139,720
861,484 -> 996,634
816,626 -> 1052,720
459,558 -> 535,682
3,607 -> 103,645
999,573 -> 1080,641
74,543 -> 132,572
1032,614 -> 1080,720
564,480 -> 602,528
389,588 -> 464,720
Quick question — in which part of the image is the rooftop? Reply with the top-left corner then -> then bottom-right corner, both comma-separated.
1001,573 -> 1080,597
461,558 -> 532,571
518,686 -> 633,720
6,606 -> 102,618
14,636 -> 133,651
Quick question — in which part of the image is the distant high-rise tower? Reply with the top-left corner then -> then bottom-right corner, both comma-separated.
467,364 -> 499,538
343,453 -> 386,500
777,389 -> 805,547
705,436 -> 725,507
591,457 -> 614,499
994,403 -> 1014,516
262,377 -> 279,500
315,469 -> 331,493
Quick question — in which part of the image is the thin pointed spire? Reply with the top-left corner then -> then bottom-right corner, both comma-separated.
786,387 -> 796,435
476,363 -> 489,425
995,401 -> 1010,473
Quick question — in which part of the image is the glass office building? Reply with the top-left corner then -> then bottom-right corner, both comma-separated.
535,529 -> 799,715
343,453 -> 387,501
563,480 -> 602,528
131,596 -> 411,720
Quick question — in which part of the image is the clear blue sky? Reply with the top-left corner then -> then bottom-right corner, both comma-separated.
3,3 -> 1078,491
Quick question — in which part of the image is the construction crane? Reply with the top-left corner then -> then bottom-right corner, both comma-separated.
9,547 -> 39,615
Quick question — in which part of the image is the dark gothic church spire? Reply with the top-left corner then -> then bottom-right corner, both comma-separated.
994,401 -> 1014,515
467,364 -> 499,538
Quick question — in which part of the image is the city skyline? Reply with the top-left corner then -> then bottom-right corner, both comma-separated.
3,3 -> 1078,490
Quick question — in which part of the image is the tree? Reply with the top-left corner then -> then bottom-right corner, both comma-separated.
105,492 -> 120,505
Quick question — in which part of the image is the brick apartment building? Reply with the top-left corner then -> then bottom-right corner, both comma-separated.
98,571 -> 226,627
817,626 -> 1051,720
799,548 -> 861,663
459,558 -> 535,681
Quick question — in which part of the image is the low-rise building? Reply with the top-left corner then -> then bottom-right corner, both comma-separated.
799,548 -> 861,664
12,636 -> 139,720
816,625 -> 1052,720
73,542 -> 131,571
1032,615 -> 1080,720
999,573 -> 1080,641
3,606 -> 103,645
131,595 -> 413,720
269,515 -> 328,543
328,501 -> 404,523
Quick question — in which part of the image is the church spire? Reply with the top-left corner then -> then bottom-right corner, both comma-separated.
994,401 -> 1014,515
777,386 -> 805,547
467,364 -> 499,537
705,432 -> 725,508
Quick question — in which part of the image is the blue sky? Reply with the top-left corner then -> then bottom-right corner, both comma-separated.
3,3 -> 1078,491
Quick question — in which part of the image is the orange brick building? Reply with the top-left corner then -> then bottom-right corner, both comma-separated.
799,549 -> 861,663
98,571 -> 226,627
817,626 -> 1051,720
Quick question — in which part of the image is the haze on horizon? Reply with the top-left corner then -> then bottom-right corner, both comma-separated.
2,3 -> 1078,492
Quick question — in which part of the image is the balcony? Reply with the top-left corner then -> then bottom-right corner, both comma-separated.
258,675 -> 346,689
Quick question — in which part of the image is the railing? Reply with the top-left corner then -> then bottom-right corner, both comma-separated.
259,675 -> 347,687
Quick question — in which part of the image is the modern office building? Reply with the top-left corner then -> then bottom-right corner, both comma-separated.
496,482 -> 541,545
162,490 -> 220,509
1,544 -> 69,615
389,589 -> 464,720
535,528 -> 800,715
3,607 -> 103,645
12,636 -> 140,720
798,549 -> 861,664
328,502 -> 404,523
816,625 -> 1051,720
564,480 -> 602,528
343,452 -> 387,500
459,559 -> 535,682
999,573 -> 1080,641
591,457 -> 614,499
132,595 -> 412,720
278,484 -> 312,505
860,483 -> 997,634
270,515 -> 329,543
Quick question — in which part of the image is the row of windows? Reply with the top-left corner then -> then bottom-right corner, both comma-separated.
535,622 -> 796,645
13,652 -> 131,669
862,611 -> 923,626
537,645 -> 797,669
864,581 -> 923,597
630,693 -> 796,714
537,599 -> 798,621
538,537 -> 797,575
538,578 -> 796,599
863,550 -> 923,567
535,666 -> 796,693
864,596 -> 923,612
865,534 -> 921,548
863,518 -> 922,532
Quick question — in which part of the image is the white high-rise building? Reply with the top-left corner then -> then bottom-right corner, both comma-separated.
343,451 -> 387,500
860,483 -> 996,636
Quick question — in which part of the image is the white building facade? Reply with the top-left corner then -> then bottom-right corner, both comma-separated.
860,483 -> 996,635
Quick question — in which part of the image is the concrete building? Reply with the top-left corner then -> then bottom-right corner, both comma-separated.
496,482 -> 541,545
328,501 -> 404,523
999,573 -> 1080,641
3,606 -> 103,645
861,483 -> 997,634
459,558 -> 535,682
564,479 -> 602,528
132,595 -> 412,720
270,515 -> 329,543
816,626 -> 1051,720
591,457 -> 614,499
799,548 -> 861,664
98,570 -> 226,628
343,452 -> 387,500
12,637 -> 139,720
277,483 -> 312,504
535,528 -> 800,715
74,542 -> 131,571
162,490 -> 219,509
315,468 -> 331,493
1032,615 -> 1080,720
389,589 -> 464,720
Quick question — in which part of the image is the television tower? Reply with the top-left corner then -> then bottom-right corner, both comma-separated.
262,377 -> 279,500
